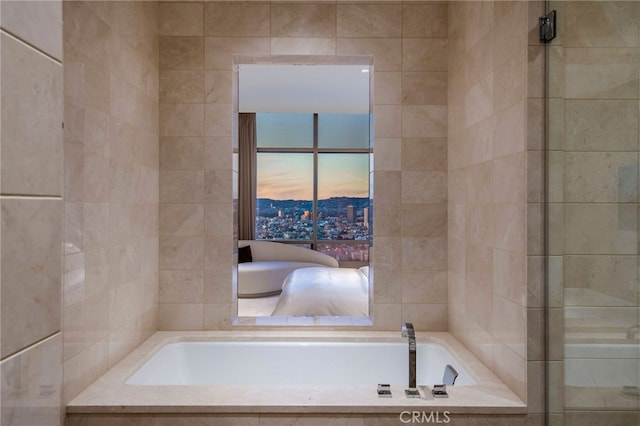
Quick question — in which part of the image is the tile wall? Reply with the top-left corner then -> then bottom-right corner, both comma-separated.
158,1 -> 450,331
62,0 -> 159,411
447,0 -> 545,414
0,1 -> 64,425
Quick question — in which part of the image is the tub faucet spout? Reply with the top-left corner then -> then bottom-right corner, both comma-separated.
626,324 -> 640,339
402,322 -> 419,397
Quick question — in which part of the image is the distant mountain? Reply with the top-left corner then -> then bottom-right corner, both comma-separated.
257,197 -> 369,218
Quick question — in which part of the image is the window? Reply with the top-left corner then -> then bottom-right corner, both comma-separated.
254,112 -> 370,262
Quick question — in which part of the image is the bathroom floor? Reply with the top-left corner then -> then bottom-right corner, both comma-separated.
237,295 -> 279,316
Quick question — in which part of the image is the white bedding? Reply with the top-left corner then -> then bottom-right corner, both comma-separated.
271,267 -> 369,316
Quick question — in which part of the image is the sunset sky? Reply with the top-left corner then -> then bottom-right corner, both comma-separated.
256,113 -> 370,200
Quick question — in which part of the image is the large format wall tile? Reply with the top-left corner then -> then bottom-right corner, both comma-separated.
1,33 -> 62,196
1,198 -> 62,358
0,0 -> 62,60
0,334 -> 62,426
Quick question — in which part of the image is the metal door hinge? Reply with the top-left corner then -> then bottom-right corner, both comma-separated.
539,10 -> 557,43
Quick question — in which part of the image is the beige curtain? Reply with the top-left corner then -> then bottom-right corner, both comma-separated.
238,113 -> 256,240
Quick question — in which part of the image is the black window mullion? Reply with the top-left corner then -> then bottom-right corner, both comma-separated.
312,113 -> 319,251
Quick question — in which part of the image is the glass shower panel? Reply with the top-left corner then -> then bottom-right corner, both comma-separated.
546,1 -> 640,424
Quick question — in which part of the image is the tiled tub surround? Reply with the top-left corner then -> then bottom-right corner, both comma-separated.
67,331 -> 525,418
158,0 -> 450,332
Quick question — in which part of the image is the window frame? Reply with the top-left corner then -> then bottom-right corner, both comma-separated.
255,113 -> 371,259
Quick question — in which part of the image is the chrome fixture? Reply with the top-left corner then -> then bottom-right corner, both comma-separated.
626,324 -> 640,339
402,322 -> 420,398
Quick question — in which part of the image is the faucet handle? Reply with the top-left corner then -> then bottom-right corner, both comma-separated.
401,322 -> 414,337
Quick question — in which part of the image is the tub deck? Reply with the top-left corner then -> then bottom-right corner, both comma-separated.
67,331 -> 526,415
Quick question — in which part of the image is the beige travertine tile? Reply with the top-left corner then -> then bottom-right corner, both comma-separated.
83,203 -> 109,249
204,170 -> 233,203
337,4 -> 401,38
372,202 -> 401,238
160,237 -> 205,270
262,415 -> 362,426
270,38 -> 336,56
1,0 -> 62,60
401,203 -> 446,238
205,203 -> 233,237
547,45 -> 565,99
160,103 -> 204,137
493,203 -> 525,254
337,38 -> 402,72
493,1 -> 526,69
402,39 -> 447,72
370,303 -> 402,331
527,308 -> 544,362
160,203 -> 204,237
402,171 -> 447,204
464,75 -> 493,127
564,152 -> 638,203
372,105 -> 401,138
466,31 -> 493,88
402,138 -> 447,171
527,256 -> 544,308
493,50 -> 526,113
272,3 -> 336,38
205,137 -> 233,171
158,303 -> 204,330
205,37 -> 271,70
564,412 -> 640,426
204,267 -> 233,304
403,303 -> 448,331
564,204 -> 638,255
493,249 -> 526,306
205,104 -> 232,137
159,36 -> 204,70
527,203 -> 544,257
492,152 -> 525,204
1,198 -> 62,358
565,100 -> 639,152
493,344 -> 526,401
463,0 -> 494,51
402,105 -> 447,138
159,269 -> 204,303
205,236 -> 233,269
372,267 -> 401,304
402,72 -> 447,106
492,295 -> 526,358
527,98 -> 544,151
1,334 -> 62,426
527,151 -> 544,203
565,1 -> 639,48
374,72 -> 401,106
373,138 -> 400,171
204,2 -> 269,37
565,47 -> 639,99
204,303 -> 233,330
160,71 -> 204,103
403,3 -> 447,39
1,33 -> 63,196
158,1 -> 203,36
402,270 -> 447,304
402,237 -> 447,271
65,202 -> 83,255
160,137 -> 205,170
205,71 -> 233,104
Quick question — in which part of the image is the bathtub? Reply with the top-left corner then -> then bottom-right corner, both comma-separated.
126,341 -> 475,386
67,331 -> 526,416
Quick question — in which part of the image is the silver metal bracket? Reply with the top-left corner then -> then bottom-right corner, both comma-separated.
432,384 -> 448,398
539,10 -> 557,43
405,388 -> 421,398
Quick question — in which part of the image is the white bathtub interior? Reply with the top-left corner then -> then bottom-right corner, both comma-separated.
126,341 -> 476,386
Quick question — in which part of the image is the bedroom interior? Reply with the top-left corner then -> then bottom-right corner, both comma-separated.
235,59 -> 373,318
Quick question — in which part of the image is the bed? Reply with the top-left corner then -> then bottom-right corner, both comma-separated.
271,267 -> 369,317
